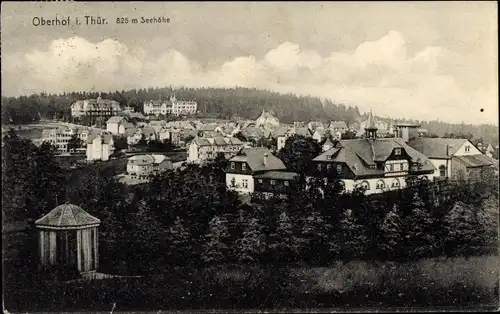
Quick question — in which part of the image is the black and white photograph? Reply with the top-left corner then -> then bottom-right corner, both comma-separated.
2,1 -> 499,312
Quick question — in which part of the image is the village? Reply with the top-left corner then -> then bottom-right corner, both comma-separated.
27,94 -> 499,194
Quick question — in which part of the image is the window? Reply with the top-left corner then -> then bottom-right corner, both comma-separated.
465,145 -> 470,152
327,155 -> 332,160
242,163 -> 246,171
270,180 -> 276,185
361,180 -> 370,190
284,181 -> 289,187
389,164 -> 394,172
336,164 -> 342,174
391,178 -> 400,188
439,165 -> 446,177
230,162 -> 235,170
353,164 -> 359,170
327,164 -> 331,171
394,148 -> 402,156
242,179 -> 248,188
376,180 -> 385,189
258,179 -> 263,183
317,164 -> 322,171
394,163 -> 400,172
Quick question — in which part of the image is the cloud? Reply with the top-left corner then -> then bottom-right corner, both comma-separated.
1,32 -> 497,124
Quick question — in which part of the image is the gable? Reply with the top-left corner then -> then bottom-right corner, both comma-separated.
454,140 -> 483,156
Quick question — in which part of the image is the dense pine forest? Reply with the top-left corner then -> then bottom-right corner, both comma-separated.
1,86 -> 498,145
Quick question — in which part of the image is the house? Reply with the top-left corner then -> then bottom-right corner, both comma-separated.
86,131 -> 115,161
255,109 -> 280,129
328,121 -> 348,134
71,95 -> 122,119
141,127 -> 157,142
126,154 -> 173,179
408,137 -> 493,181
118,122 -> 135,135
309,111 -> 436,195
188,136 -> 245,163
312,127 -> 326,143
225,147 -> 297,198
106,116 -> 127,135
41,127 -> 90,153
307,121 -> 324,133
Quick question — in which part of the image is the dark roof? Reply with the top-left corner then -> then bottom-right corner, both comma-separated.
254,171 -> 299,180
407,138 -> 467,159
229,147 -> 286,172
36,203 -> 100,229
313,138 -> 435,177
106,116 -> 126,124
453,155 -> 493,168
329,121 -> 348,129
86,132 -> 114,144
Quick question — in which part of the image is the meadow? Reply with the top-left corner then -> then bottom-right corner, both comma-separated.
4,256 -> 499,311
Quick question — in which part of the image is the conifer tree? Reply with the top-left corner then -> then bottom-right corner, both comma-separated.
235,217 -> 266,263
444,201 -> 483,256
201,215 -> 231,265
168,216 -> 193,265
403,193 -> 435,260
380,204 -> 403,260
269,211 -> 298,264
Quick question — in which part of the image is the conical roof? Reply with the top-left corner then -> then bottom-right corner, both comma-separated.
35,202 -> 100,229
365,109 -> 378,130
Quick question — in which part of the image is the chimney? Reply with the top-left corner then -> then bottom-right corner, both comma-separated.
263,153 -> 268,166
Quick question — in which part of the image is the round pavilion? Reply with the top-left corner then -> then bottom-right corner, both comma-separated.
35,202 -> 101,273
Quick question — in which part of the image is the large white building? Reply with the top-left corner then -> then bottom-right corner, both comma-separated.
143,95 -> 197,117
41,127 -> 90,153
86,131 -> 115,161
71,95 -> 122,119
188,136 -> 245,164
309,112 -> 436,195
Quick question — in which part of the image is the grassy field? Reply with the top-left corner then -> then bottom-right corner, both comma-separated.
4,255 -> 498,311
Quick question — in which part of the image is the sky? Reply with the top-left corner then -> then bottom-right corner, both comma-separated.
1,2 -> 498,125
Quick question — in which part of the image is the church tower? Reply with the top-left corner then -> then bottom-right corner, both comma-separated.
364,109 -> 378,139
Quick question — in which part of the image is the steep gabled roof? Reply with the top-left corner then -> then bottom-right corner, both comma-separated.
106,116 -> 126,124
313,138 -> 435,177
407,138 -> 467,159
229,147 -> 286,172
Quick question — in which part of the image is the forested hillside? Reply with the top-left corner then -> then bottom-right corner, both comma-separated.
1,87 -> 497,144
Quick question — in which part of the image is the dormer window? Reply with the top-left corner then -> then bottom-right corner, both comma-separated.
284,181 -> 289,187
394,148 -> 402,156
353,164 -> 359,170
327,155 -> 332,160
270,180 -> 276,186
465,145 -> 470,152
230,162 -> 235,170
336,164 -> 342,174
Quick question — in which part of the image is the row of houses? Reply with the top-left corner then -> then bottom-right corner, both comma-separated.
223,112 -> 497,199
